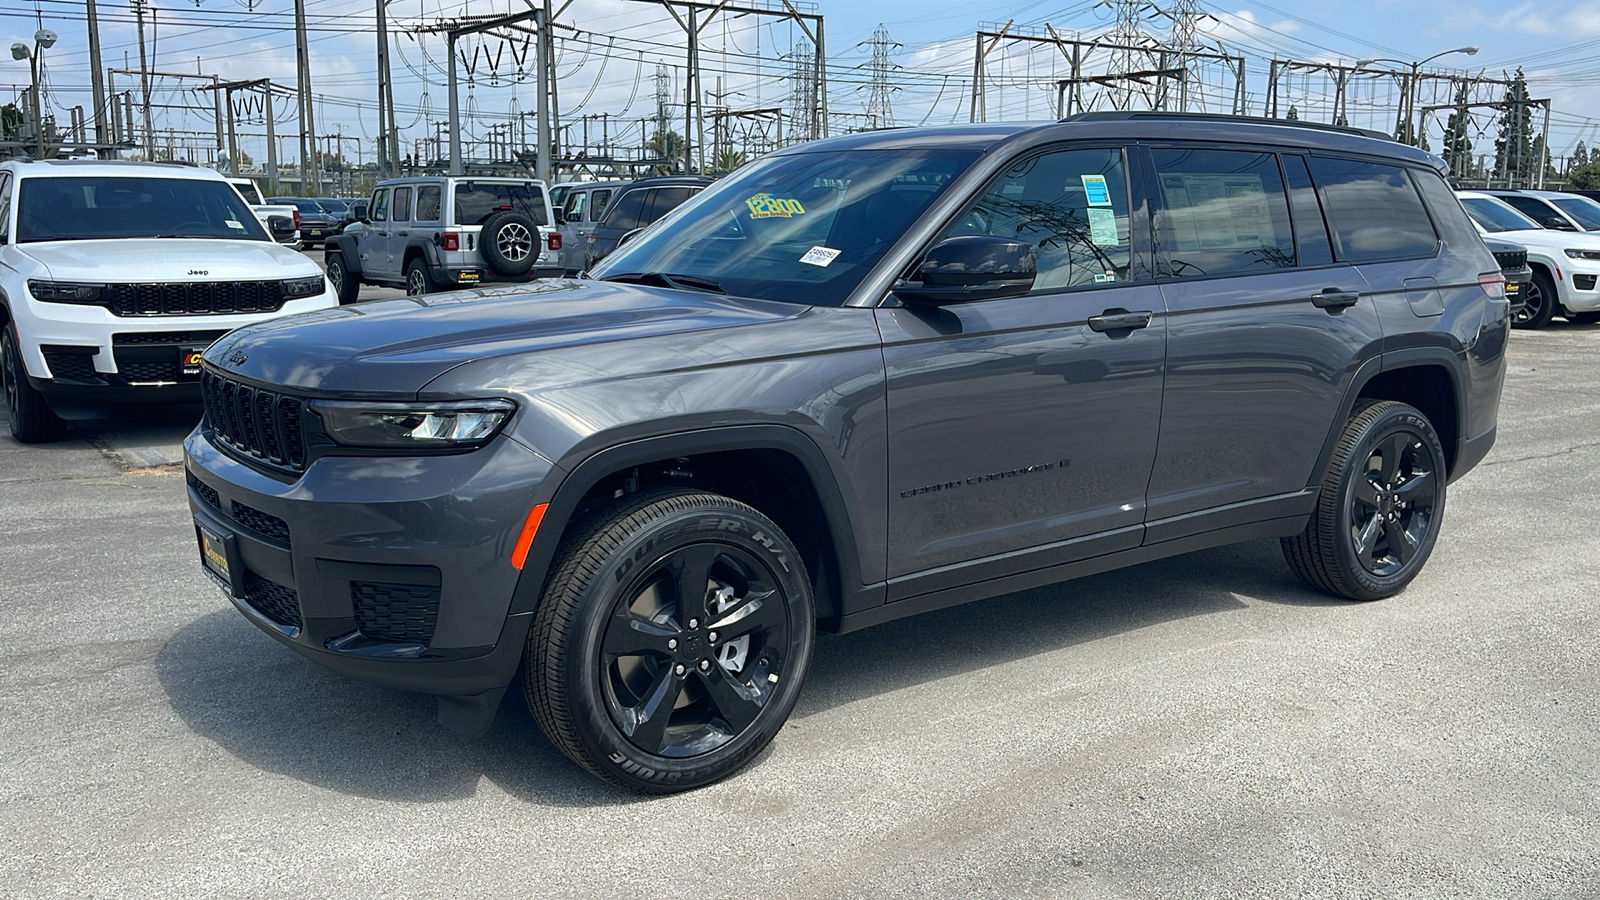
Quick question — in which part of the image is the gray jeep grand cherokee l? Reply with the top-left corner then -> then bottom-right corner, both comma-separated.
185,113 -> 1508,792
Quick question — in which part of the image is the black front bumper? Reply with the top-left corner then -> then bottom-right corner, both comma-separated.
184,425 -> 558,703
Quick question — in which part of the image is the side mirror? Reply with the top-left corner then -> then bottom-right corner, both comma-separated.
357,211 -> 370,224
893,235 -> 1037,306
1544,216 -> 1574,230
266,215 -> 295,240
553,210 -> 567,226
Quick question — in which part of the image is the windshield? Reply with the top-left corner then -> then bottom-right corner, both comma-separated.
1461,197 -> 1540,233
590,149 -> 981,306
231,181 -> 263,205
1551,196 -> 1600,230
17,176 -> 271,243
317,198 -> 350,213
454,182 -> 549,226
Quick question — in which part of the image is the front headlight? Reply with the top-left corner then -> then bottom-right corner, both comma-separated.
283,275 -> 327,298
1563,249 -> 1600,260
27,280 -> 106,304
310,399 -> 515,449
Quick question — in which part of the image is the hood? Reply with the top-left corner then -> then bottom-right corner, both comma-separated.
20,238 -> 321,283
203,279 -> 808,397
1486,227 -> 1600,254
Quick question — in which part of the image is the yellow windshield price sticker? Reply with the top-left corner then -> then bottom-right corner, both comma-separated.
746,193 -> 806,219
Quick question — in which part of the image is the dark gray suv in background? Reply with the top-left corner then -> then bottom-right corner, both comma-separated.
185,113 -> 1508,792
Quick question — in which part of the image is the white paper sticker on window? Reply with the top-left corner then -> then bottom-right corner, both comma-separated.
225,219 -> 245,230
799,246 -> 842,267
1087,208 -> 1120,246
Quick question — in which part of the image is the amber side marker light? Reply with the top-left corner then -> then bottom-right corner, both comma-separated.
511,503 -> 549,570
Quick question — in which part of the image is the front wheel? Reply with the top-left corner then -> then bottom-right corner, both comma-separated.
1282,400 -> 1447,601
2,324 -> 66,443
325,253 -> 361,305
1514,271 -> 1558,328
526,489 -> 815,793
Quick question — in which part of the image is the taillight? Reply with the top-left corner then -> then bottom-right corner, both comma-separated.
548,232 -> 562,251
292,210 -> 300,229
440,232 -> 460,251
1478,273 -> 1507,299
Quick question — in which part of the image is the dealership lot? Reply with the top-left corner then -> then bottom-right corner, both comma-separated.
3,322 -> 1597,898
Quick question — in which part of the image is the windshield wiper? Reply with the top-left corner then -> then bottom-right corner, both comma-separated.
602,272 -> 725,294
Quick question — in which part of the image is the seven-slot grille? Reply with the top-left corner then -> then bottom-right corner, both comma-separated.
201,369 -> 308,471
89,282 -> 291,317
1492,247 -> 1528,271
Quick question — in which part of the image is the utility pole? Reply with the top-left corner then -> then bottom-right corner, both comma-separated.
131,0 -> 153,158
293,0 -> 319,195
375,0 -> 393,177
86,0 -> 109,155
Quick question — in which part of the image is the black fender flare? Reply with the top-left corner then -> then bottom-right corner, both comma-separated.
403,237 -> 442,275
506,424 -> 879,627
1309,347 -> 1466,488
324,233 -> 363,277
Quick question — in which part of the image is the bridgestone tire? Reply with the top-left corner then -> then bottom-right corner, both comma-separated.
525,489 -> 815,793
2,324 -> 66,444
1515,270 -> 1558,329
326,252 -> 361,305
479,210 -> 539,277
1282,400 -> 1447,601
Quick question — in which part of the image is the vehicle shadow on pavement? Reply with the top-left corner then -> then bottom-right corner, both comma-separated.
153,539 -> 1337,805
154,610 -> 637,807
797,539 -> 1342,719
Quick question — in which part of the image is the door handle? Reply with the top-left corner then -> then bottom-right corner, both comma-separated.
397,230 -> 409,237
1311,288 -> 1360,309
1087,309 -> 1153,333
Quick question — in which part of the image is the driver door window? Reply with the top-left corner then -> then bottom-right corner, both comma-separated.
940,147 -> 1142,291
370,189 -> 389,223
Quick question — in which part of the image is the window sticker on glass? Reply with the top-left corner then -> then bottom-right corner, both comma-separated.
798,246 -> 841,267
1080,174 -> 1112,207
1094,272 -> 1117,283
746,193 -> 807,219
1160,173 -> 1274,250
1087,207 -> 1120,245
225,219 -> 245,230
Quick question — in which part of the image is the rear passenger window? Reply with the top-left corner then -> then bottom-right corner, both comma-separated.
392,187 -> 413,222
589,189 -> 613,221
603,189 -> 649,231
940,146 -> 1140,291
1308,157 -> 1438,262
644,187 -> 695,225
1151,148 -> 1295,277
414,185 -> 441,222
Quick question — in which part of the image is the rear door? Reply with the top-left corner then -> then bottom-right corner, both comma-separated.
1142,145 -> 1384,539
386,185 -> 414,281
878,143 -> 1167,596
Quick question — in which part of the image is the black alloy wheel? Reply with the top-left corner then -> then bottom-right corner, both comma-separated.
2,324 -> 66,443
526,489 -> 814,792
1514,270 -> 1557,328
1283,400 -> 1446,601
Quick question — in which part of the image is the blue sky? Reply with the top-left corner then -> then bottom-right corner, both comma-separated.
5,0 -> 1599,167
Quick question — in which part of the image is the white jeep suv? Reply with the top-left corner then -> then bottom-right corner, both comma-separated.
0,159 -> 337,442
1457,190 -> 1600,328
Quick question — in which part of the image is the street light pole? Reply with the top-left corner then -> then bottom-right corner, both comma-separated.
1357,46 -> 1477,146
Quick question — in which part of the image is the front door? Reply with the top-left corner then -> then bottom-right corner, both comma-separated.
362,188 -> 393,280
878,144 -> 1167,598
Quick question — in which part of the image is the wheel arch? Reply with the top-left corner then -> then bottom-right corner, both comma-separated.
403,238 -> 440,276
508,425 -> 871,632
325,234 -> 363,276
1314,351 -> 1465,486
1525,257 -> 1565,302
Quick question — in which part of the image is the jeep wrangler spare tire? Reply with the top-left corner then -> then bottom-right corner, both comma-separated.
480,210 -> 539,277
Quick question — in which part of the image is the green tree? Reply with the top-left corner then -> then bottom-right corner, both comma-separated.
1493,68 -> 1534,183
1571,140 -> 1588,175
647,128 -> 684,174
1570,162 -> 1600,190
715,147 -> 746,172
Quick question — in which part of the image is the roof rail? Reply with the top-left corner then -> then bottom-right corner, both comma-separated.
1059,111 -> 1394,142
154,159 -> 201,167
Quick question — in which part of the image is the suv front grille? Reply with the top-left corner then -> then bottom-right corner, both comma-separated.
49,282 -> 291,317
352,582 -> 441,644
113,330 -> 229,345
201,370 -> 308,471
244,571 -> 302,629
1492,248 -> 1527,270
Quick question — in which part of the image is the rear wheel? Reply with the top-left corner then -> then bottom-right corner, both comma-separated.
1514,270 -> 1558,328
1283,400 -> 1446,601
526,489 -> 815,792
2,324 -> 67,443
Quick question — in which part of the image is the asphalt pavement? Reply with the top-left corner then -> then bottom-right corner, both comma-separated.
2,317 -> 1598,899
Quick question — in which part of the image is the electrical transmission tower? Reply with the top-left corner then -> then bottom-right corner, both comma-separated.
1163,0 -> 1200,111
1105,0 -> 1149,110
860,24 -> 901,130
788,41 -> 816,143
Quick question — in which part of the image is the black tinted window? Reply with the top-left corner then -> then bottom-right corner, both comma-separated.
602,188 -> 650,231
392,186 -> 413,222
1153,148 -> 1296,276
1281,155 -> 1334,267
453,182 -> 548,226
414,186 -> 441,221
590,189 -> 613,221
642,187 -> 695,226
941,146 -> 1139,290
1309,157 -> 1438,262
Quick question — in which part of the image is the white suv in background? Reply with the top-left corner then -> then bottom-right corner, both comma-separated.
1457,190 -> 1600,328
0,159 -> 337,442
